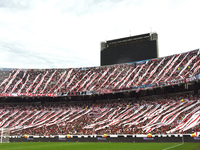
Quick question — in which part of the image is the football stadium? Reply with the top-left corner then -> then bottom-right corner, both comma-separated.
0,1 -> 200,149
0,35 -> 200,149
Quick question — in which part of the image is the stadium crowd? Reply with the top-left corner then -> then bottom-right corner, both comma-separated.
0,49 -> 199,95
0,49 -> 200,136
0,93 -> 199,136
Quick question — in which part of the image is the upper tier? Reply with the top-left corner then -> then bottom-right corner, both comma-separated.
0,49 -> 199,97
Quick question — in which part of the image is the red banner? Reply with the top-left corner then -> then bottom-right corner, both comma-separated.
101,89 -> 113,94
0,93 -> 57,97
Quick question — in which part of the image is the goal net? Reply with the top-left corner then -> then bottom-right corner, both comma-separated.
0,128 -> 10,143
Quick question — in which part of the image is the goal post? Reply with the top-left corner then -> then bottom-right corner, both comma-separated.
0,128 -> 10,143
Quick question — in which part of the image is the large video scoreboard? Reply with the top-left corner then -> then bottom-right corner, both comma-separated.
100,33 -> 158,66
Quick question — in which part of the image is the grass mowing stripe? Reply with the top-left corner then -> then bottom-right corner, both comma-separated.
162,143 -> 184,150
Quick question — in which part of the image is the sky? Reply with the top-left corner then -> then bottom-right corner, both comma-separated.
0,0 -> 199,69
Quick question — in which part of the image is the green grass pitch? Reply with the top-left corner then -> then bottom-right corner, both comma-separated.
1,142 -> 200,150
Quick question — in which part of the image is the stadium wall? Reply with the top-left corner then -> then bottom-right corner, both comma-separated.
9,135 -> 200,143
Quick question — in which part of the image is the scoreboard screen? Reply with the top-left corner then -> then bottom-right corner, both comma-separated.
101,33 -> 158,66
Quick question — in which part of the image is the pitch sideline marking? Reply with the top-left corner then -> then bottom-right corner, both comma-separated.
162,143 -> 184,150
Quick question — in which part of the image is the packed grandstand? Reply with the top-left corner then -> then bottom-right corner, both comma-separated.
0,49 -> 200,136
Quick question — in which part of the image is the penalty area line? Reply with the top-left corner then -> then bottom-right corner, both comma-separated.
162,143 -> 184,150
